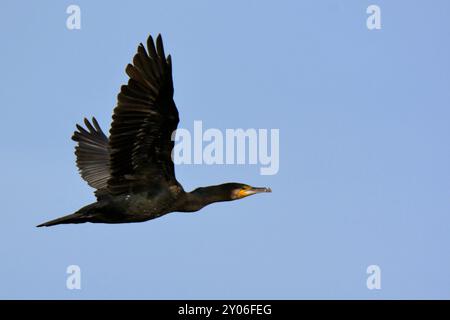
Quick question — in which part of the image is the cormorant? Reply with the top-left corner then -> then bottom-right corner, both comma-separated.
37,35 -> 271,227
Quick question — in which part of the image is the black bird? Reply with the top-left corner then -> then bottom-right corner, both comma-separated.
37,35 -> 271,227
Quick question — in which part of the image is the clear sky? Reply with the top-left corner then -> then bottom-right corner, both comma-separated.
1,0 -> 450,299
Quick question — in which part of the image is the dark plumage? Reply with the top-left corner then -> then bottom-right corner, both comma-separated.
37,35 -> 271,227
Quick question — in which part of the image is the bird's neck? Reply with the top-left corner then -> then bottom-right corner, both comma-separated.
176,186 -> 231,212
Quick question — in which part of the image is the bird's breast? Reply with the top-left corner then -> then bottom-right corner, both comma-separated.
118,191 -> 176,220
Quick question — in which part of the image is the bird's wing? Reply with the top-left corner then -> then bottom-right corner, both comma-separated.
107,34 -> 180,195
72,117 -> 111,198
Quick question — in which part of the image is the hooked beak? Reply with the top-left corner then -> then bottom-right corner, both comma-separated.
242,186 -> 272,197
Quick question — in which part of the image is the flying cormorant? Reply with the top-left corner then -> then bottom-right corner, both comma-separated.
37,35 -> 271,227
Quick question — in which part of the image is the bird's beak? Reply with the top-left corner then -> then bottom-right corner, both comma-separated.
242,186 -> 272,197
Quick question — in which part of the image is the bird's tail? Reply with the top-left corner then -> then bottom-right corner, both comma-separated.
36,212 -> 87,227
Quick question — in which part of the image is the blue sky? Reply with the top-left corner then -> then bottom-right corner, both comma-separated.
1,0 -> 450,299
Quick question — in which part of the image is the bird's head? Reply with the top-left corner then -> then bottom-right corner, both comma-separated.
182,182 -> 272,212
226,183 -> 272,200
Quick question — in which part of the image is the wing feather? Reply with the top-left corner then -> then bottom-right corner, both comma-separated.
108,34 -> 179,195
72,118 -> 111,196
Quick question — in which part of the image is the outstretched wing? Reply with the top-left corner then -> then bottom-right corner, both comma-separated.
72,117 -> 111,198
107,34 -> 180,195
